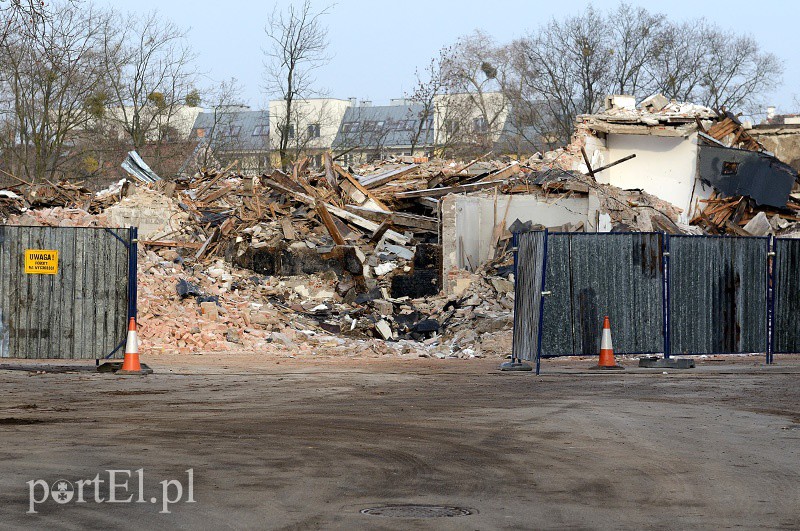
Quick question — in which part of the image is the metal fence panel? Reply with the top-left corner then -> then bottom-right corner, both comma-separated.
512,231 -> 546,362
773,238 -> 800,353
668,235 -> 767,355
540,234 -> 573,355
0,226 -> 130,359
541,233 -> 663,356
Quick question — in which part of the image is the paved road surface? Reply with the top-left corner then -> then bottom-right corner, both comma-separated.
0,355 -> 798,529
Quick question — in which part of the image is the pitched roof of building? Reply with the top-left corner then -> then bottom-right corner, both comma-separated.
332,104 -> 433,150
191,109 -> 270,152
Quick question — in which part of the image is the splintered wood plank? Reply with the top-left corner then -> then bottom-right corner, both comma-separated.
315,202 -> 346,245
332,163 -> 391,212
280,217 -> 296,240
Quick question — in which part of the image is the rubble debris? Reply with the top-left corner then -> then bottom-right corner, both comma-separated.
2,93 -> 799,361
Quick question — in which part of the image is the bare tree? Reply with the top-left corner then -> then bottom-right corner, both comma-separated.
697,30 -> 783,113
263,0 -> 331,170
607,3 -> 664,96
0,0 -> 53,46
101,10 -> 197,169
439,30 -> 510,155
502,3 -> 784,147
197,77 -> 245,168
649,19 -> 717,104
406,49 -> 449,155
0,1 -> 110,182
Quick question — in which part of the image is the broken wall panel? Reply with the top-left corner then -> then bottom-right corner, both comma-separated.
511,231 -> 546,362
540,233 -> 664,356
698,144 -> 796,208
773,238 -> 800,353
668,235 -> 768,355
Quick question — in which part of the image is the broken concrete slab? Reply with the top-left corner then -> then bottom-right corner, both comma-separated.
743,211 -> 772,236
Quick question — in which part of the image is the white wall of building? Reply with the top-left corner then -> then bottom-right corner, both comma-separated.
268,98 -> 352,151
441,192 -> 599,290
432,92 -> 508,147
591,132 -> 712,222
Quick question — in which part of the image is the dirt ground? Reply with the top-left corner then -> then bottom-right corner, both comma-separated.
0,352 -> 798,530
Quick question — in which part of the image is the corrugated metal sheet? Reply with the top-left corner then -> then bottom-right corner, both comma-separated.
541,233 -> 663,356
773,238 -> 800,353
0,226 -> 130,359
512,231 -> 546,362
540,234 -> 573,355
121,151 -> 161,183
668,235 -> 768,355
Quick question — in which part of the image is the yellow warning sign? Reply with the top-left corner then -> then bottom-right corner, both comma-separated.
24,249 -> 59,275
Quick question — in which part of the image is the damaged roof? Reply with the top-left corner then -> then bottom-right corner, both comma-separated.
698,143 -> 798,208
578,95 -> 717,137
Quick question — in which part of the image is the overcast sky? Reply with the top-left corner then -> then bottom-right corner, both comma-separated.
93,0 -> 799,115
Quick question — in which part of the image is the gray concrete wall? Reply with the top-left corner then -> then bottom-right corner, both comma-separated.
750,128 -> 800,171
442,192 -> 598,293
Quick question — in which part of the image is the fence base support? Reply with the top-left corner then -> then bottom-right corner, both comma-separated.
97,361 -> 154,375
638,356 -> 695,369
499,358 -> 533,372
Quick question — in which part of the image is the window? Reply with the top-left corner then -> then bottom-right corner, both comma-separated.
307,123 -> 321,138
722,161 -> 739,175
287,125 -> 295,139
252,125 -> 268,136
342,122 -> 353,133
363,120 -> 376,132
444,119 -> 460,134
219,125 -> 241,137
473,117 -> 488,133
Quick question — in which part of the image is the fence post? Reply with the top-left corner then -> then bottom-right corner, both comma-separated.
767,235 -> 775,365
662,232 -> 671,359
128,226 -> 138,323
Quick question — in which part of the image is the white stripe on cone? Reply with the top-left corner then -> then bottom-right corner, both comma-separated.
600,325 -> 613,352
125,329 -> 138,354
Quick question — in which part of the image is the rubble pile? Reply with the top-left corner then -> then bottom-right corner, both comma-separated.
133,244 -> 514,358
1,92 -> 798,360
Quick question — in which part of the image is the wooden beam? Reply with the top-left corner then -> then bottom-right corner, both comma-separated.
478,163 -> 522,183
324,204 -> 410,245
358,164 -> 420,189
262,178 -> 410,244
332,163 -> 391,211
344,205 -> 439,232
199,184 -> 234,203
416,197 -> 439,209
369,217 -> 394,243
585,154 -> 636,176
580,147 -> 595,178
395,179 -> 510,199
315,202 -> 346,245
140,240 -> 203,250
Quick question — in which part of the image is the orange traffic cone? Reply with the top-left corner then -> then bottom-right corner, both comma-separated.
595,316 -> 624,370
118,318 -> 144,374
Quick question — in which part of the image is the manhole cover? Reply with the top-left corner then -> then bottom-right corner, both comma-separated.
360,504 -> 474,518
